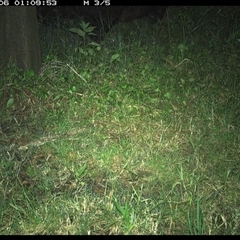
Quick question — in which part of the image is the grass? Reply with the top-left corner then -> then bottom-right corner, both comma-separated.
0,6 -> 240,234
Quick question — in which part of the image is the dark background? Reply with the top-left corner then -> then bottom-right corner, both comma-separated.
37,6 -> 167,39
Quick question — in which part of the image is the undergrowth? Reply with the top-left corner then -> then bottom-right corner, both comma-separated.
0,6 -> 239,235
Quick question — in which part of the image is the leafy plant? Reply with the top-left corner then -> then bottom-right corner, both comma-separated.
110,53 -> 121,63
69,21 -> 101,56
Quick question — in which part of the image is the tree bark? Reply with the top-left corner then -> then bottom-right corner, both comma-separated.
0,7 -> 42,75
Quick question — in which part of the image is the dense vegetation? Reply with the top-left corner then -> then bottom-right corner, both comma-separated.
0,6 -> 239,234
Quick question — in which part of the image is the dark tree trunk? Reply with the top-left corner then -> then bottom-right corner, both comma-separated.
0,6 -> 42,75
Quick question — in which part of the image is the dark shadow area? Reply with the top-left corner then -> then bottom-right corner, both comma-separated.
37,6 -> 167,41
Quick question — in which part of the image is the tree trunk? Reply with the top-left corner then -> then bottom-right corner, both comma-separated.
0,7 -> 42,75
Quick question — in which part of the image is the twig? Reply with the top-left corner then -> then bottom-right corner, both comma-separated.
67,63 -> 88,84
175,58 -> 193,68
